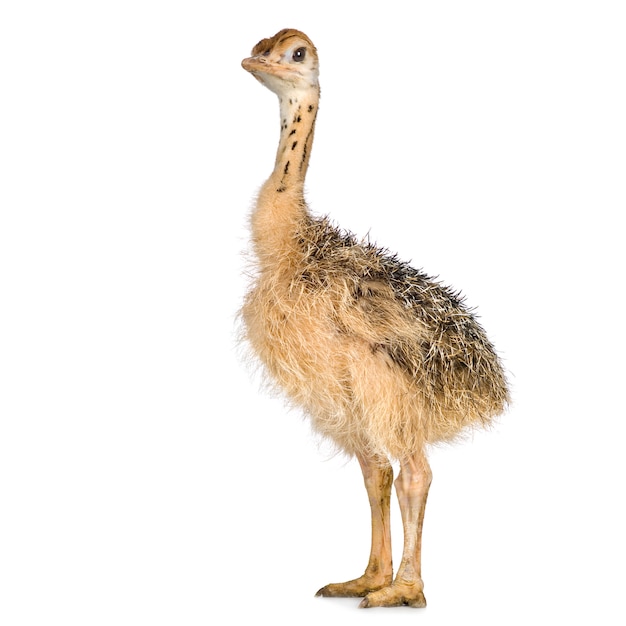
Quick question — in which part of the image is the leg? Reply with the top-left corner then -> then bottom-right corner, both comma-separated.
360,453 -> 432,608
316,454 -> 393,597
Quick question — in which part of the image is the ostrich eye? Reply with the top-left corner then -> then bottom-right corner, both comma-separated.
292,47 -> 306,62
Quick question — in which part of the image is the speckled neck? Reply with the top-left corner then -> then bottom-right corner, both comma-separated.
250,86 -> 320,269
269,88 -> 320,197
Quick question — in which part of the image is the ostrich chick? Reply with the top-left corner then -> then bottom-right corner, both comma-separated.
241,29 -> 509,608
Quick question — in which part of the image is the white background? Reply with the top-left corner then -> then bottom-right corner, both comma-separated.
1,1 -> 625,624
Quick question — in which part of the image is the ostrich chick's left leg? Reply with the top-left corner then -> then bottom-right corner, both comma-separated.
316,454 -> 393,597
360,454 -> 432,608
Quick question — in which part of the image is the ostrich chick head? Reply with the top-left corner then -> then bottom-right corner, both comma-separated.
242,29 -> 319,96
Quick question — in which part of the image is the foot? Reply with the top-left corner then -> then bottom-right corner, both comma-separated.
359,581 -> 427,608
316,573 -> 392,598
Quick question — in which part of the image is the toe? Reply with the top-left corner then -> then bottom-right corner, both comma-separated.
360,583 -> 427,608
315,585 -> 332,597
407,592 -> 427,608
315,575 -> 390,598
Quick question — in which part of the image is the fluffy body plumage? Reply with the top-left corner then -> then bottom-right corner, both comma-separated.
243,211 -> 508,459
241,29 -> 509,608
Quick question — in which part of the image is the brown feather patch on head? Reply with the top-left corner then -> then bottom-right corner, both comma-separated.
251,28 -> 317,58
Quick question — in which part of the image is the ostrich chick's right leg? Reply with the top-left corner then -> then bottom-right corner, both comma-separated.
360,454 -> 432,608
316,455 -> 393,598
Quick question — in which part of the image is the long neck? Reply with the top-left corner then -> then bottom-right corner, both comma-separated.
251,87 -> 320,269
271,89 -> 319,195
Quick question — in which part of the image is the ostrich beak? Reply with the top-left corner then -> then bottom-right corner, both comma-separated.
241,55 -> 298,81
241,55 -> 266,73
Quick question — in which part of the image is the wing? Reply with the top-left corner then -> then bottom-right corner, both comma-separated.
299,216 -> 498,388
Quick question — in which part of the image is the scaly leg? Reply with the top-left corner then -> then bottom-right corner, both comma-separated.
316,454 -> 393,597
360,454 -> 432,608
